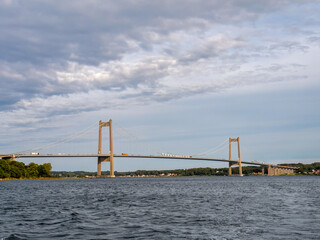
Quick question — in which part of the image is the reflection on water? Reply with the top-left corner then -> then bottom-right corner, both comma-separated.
0,176 -> 319,239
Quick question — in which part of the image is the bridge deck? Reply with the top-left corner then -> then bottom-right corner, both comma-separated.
0,154 -> 298,169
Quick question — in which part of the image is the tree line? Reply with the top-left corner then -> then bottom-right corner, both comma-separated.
279,162 -> 320,174
52,166 -> 265,177
8,160 -> 319,179
116,166 -> 264,177
0,159 -> 52,179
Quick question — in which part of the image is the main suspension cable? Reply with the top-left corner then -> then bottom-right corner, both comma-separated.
13,122 -> 97,154
113,122 -> 168,154
194,138 -> 229,156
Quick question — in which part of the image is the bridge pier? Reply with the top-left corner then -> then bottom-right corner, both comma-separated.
268,165 -> 296,176
97,158 -> 101,176
229,162 -> 242,176
268,165 -> 274,176
261,167 -> 265,175
97,156 -> 111,177
228,162 -> 236,176
2,154 -> 15,161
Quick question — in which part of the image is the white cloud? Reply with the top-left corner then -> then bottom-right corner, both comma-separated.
0,0 -> 319,150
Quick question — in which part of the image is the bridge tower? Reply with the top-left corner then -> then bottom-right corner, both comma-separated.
97,119 -> 115,178
228,137 -> 243,176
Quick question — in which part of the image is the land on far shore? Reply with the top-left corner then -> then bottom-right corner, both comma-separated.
1,158 -> 319,180
52,162 -> 320,178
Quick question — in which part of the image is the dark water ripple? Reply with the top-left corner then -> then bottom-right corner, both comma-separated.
0,176 -> 319,239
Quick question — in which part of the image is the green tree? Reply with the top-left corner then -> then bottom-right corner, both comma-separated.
10,161 -> 26,177
44,163 -> 52,175
0,159 -> 11,178
38,163 -> 52,177
27,162 -> 39,177
0,168 -> 5,178
10,165 -> 22,178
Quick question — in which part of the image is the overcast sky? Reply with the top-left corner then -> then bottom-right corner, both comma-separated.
1,0 -> 319,171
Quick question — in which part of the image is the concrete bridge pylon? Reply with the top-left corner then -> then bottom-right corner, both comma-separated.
228,137 -> 243,176
97,119 -> 115,178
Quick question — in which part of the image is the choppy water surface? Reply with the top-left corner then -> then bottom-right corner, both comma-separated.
0,176 -> 319,239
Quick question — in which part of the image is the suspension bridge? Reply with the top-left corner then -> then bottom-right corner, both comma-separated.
0,119 -> 297,177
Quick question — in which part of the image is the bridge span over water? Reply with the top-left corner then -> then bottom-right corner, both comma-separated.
1,119 -> 298,177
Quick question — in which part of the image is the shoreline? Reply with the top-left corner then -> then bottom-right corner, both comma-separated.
1,174 -> 317,181
0,177 -> 78,181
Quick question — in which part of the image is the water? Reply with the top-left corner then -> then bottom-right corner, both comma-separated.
0,176 -> 319,240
